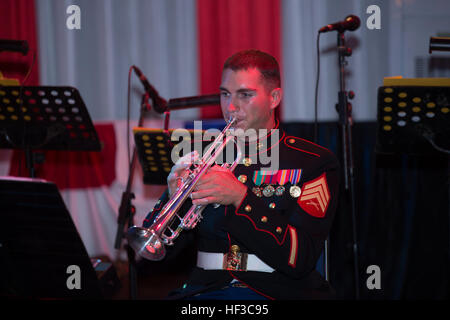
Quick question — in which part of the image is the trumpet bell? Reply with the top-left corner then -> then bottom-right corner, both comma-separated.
126,226 -> 166,261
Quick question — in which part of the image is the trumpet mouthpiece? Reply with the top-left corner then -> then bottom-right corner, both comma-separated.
228,116 -> 237,125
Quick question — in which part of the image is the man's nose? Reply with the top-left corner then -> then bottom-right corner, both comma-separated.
228,97 -> 239,113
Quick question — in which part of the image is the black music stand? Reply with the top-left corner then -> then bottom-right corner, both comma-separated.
0,177 -> 103,299
0,85 -> 101,177
133,127 -> 205,185
375,86 -> 450,155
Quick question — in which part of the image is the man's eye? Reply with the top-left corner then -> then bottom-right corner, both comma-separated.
220,91 -> 230,97
240,92 -> 253,98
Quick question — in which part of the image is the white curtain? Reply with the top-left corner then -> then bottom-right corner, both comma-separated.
36,0 -> 199,121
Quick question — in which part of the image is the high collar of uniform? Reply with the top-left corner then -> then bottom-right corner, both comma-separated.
238,119 -> 285,157
241,119 -> 281,146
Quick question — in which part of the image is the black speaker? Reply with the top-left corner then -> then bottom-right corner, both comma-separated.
0,177 -> 103,299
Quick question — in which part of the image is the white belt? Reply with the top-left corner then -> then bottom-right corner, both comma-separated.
197,251 -> 274,273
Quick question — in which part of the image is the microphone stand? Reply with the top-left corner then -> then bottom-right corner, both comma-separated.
114,93 -> 149,300
335,31 -> 360,299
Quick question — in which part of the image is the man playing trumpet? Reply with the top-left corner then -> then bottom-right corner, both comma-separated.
140,49 -> 340,300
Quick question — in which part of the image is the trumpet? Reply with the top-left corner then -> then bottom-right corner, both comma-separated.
126,117 -> 242,261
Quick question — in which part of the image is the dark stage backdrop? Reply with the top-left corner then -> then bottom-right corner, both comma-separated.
281,121 -> 449,300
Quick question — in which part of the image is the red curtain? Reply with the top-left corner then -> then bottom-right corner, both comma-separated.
0,0 -> 40,86
197,0 -> 281,119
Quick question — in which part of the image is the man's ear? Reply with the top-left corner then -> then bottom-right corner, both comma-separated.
270,88 -> 283,110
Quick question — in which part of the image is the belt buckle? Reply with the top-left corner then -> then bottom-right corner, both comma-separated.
223,245 -> 248,271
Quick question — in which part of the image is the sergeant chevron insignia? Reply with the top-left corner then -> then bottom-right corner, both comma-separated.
297,173 -> 330,218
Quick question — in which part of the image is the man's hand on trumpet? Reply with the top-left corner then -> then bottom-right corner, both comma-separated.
190,165 -> 247,208
167,151 -> 200,197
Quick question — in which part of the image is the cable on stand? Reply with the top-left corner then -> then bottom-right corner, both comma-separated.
335,30 -> 360,300
317,14 -> 361,299
114,64 -> 167,300
114,92 -> 151,300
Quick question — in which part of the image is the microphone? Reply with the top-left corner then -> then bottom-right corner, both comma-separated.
319,15 -> 361,33
132,66 -> 167,113
167,94 -> 220,110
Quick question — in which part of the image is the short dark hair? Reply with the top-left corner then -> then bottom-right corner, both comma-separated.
223,49 -> 281,91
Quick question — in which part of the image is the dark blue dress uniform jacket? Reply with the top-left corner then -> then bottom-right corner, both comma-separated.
142,123 -> 340,300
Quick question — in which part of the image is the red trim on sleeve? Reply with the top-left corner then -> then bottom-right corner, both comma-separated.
288,225 -> 298,268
